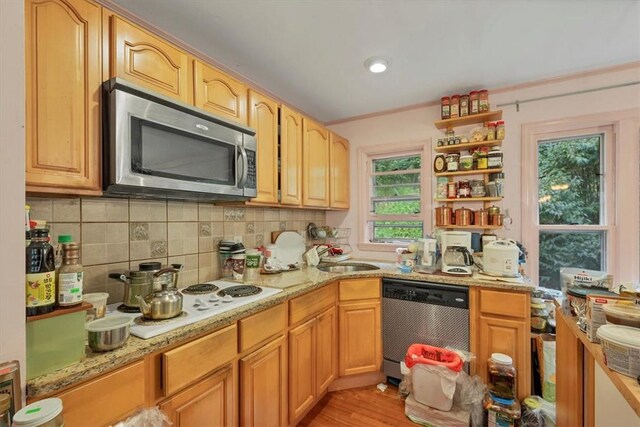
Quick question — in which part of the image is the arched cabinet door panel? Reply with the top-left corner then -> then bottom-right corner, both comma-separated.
194,60 -> 247,125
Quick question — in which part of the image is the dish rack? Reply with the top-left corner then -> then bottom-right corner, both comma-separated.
307,224 -> 352,263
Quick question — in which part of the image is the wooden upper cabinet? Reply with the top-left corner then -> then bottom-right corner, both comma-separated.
110,16 -> 189,102
194,60 -> 247,125
249,90 -> 279,204
25,0 -> 102,194
302,118 -> 330,207
280,105 -> 303,206
329,133 -> 350,209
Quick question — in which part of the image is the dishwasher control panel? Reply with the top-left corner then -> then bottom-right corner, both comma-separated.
382,278 -> 468,309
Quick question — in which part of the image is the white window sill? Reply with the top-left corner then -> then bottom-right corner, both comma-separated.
357,242 -> 408,252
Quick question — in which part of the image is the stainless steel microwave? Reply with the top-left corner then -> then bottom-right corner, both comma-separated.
103,78 -> 257,200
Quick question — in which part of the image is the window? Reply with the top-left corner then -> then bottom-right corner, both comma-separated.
523,125 -> 615,289
358,142 -> 430,249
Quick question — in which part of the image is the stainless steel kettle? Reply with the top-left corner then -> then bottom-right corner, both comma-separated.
135,268 -> 183,320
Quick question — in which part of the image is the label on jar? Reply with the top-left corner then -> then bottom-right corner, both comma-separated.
470,100 -> 479,114
59,271 -> 83,305
447,182 -> 458,198
459,187 -> 471,197
450,103 -> 459,118
488,410 -> 516,427
447,160 -> 458,172
460,104 -> 469,116
479,99 -> 489,112
488,155 -> 503,168
26,272 -> 56,307
441,105 -> 450,118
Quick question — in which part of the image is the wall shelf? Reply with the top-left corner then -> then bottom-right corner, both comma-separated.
434,197 -> 503,203
434,110 -> 503,130
435,139 -> 503,154
435,168 -> 503,178
435,225 -> 502,230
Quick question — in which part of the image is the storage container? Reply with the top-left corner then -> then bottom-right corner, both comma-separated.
602,302 -> 640,328
597,324 -> 640,378
488,353 -> 517,400
12,398 -> 64,427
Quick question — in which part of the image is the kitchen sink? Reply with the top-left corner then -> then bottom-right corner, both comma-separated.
316,263 -> 381,273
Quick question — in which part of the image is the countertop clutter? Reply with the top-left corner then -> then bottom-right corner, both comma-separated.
27,264 -> 535,398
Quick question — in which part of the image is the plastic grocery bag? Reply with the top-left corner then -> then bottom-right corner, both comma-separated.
113,407 -> 172,427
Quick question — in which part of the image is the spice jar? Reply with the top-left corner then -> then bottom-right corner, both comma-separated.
459,155 -> 473,171
470,180 -> 486,197
450,95 -> 460,118
531,297 -> 550,333
437,138 -> 445,147
433,154 -> 446,173
496,120 -> 506,140
484,394 -> 521,427
26,228 -> 56,317
447,181 -> 458,199
469,91 -> 479,114
487,122 -> 496,140
460,94 -> 469,116
488,146 -> 503,169
436,177 -> 448,199
441,97 -> 450,119
446,153 -> 459,172
475,151 -> 488,169
458,180 -> 471,198
57,242 -> 83,307
479,89 -> 490,113
488,353 -> 517,400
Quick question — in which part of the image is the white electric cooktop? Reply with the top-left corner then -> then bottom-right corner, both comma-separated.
104,280 -> 282,339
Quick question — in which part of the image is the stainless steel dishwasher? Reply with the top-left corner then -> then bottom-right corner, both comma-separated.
382,278 -> 470,380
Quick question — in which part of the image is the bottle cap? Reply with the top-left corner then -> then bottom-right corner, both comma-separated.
30,228 -> 49,238
491,353 -> 513,366
57,234 -> 73,243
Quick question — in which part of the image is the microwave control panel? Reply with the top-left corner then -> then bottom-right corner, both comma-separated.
246,150 -> 256,190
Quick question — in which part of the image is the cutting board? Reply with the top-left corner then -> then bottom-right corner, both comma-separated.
274,231 -> 305,265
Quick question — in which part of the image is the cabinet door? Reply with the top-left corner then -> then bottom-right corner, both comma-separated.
25,0 -> 102,194
302,118 -> 330,207
111,16 -> 189,102
329,133 -> 350,209
316,306 -> 337,395
194,60 -> 247,125
288,318 -> 316,423
279,105 -> 303,206
249,90 -> 279,204
338,301 -> 381,376
240,336 -> 287,427
160,365 -> 235,427
477,315 -> 530,399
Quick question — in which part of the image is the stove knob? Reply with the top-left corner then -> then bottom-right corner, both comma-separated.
209,295 -> 220,303
194,298 -> 205,307
197,303 -> 210,310
222,295 -> 233,303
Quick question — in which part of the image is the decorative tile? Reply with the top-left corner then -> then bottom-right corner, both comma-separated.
81,198 -> 128,222
130,199 -> 167,222
167,201 -> 198,222
246,222 -> 255,234
130,223 -> 149,241
199,222 -> 212,237
255,234 -> 264,246
52,199 -> 80,222
151,240 -> 168,257
224,207 -> 245,221
26,198 -> 53,222
279,222 -> 287,231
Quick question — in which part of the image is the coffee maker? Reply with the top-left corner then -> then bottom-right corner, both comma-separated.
415,238 -> 438,273
440,231 -> 473,275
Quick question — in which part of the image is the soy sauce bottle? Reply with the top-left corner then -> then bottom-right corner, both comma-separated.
26,228 -> 56,316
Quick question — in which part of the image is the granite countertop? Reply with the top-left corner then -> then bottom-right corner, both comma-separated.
27,264 -> 536,398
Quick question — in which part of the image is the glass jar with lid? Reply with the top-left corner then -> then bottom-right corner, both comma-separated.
459,154 -> 474,171
531,297 -> 550,333
450,95 -> 460,118
458,180 -> 471,198
479,89 -> 490,112
459,95 -> 469,116
488,353 -> 517,400
446,153 -> 460,172
496,120 -> 506,140
475,151 -> 488,169
487,122 -> 496,140
469,91 -> 479,114
484,394 -> 521,427
441,97 -> 450,119
488,146 -> 503,169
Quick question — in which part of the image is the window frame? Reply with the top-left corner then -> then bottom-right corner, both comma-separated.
357,140 -> 431,252
523,120 -> 616,286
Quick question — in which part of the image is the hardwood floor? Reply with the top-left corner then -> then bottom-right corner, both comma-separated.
298,385 -> 416,427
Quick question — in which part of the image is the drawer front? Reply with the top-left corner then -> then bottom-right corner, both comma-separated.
479,289 -> 529,319
239,303 -> 287,353
163,324 -> 237,396
55,360 -> 145,426
339,278 -> 381,301
289,284 -> 336,326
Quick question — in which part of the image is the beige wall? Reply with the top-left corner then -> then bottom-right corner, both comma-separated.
0,0 -> 26,387
327,64 -> 640,276
27,197 -> 325,305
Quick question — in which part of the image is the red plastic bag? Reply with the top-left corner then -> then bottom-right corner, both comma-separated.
404,343 -> 463,372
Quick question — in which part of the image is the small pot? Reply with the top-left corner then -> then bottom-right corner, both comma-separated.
454,207 -> 472,226
490,213 -> 503,226
435,206 -> 453,226
487,205 -> 501,216
86,316 -> 131,352
474,209 -> 490,226
109,271 -> 153,309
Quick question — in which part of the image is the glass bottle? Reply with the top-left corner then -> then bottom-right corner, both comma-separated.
26,228 -> 56,316
0,394 -> 10,427
54,234 -> 73,270
57,243 -> 83,307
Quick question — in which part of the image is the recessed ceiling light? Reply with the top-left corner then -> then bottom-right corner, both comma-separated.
365,57 -> 389,73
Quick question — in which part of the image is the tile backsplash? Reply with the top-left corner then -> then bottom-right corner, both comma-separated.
27,197 -> 326,304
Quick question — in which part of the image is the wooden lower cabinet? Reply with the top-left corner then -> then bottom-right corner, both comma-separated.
338,300 -> 382,376
160,364 -> 235,427
316,306 -> 337,395
288,317 -> 317,423
555,308 -> 585,427
240,336 -> 287,427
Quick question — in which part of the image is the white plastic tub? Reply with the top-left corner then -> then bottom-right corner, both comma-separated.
596,324 -> 640,378
412,363 -> 459,411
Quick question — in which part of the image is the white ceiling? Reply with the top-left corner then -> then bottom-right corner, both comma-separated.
112,0 -> 640,122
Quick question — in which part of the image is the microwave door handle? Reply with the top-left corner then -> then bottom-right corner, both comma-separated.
237,145 -> 249,189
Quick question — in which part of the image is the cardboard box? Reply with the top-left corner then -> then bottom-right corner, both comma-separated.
586,295 -> 625,342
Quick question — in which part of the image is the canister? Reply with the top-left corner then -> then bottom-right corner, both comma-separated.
454,207 -> 472,226
446,153 -> 459,172
474,209 -> 489,226
435,206 -> 453,226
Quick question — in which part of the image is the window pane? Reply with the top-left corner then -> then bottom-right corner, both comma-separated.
538,135 -> 602,225
373,155 -> 420,172
373,173 -> 420,197
373,199 -> 420,215
370,221 -> 423,242
538,231 -> 605,289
